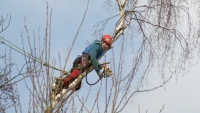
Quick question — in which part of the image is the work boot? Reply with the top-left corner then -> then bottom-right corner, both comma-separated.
52,77 -> 65,95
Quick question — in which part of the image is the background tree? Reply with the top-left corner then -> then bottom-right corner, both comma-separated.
0,14 -> 22,113
1,0 -> 200,113
24,0 -> 200,113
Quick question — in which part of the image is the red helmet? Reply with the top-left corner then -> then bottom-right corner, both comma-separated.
102,34 -> 112,46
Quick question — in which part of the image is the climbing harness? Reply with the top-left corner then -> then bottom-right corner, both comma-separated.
69,53 -> 112,85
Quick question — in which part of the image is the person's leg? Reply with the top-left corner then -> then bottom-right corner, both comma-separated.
63,68 -> 82,91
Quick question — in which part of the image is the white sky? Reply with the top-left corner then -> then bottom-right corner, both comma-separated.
1,0 -> 200,113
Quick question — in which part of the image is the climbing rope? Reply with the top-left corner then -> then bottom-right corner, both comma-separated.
0,36 -> 67,73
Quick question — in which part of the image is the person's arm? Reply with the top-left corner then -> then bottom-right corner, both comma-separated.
90,43 -> 101,73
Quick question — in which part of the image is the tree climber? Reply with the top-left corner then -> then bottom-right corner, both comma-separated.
52,34 -> 113,93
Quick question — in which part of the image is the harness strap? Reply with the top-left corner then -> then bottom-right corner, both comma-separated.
70,53 -> 102,86
71,54 -> 91,72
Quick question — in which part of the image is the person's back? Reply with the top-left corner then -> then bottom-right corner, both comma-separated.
82,40 -> 103,73
82,40 -> 103,59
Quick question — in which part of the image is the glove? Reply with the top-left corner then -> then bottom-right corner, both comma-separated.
104,67 -> 113,77
97,71 -> 103,79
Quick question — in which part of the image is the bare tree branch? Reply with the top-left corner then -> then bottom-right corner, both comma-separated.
0,13 -> 11,33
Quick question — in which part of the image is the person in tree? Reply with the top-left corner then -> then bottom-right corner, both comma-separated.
62,34 -> 112,91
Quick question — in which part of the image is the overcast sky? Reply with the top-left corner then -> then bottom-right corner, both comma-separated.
1,0 -> 200,113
